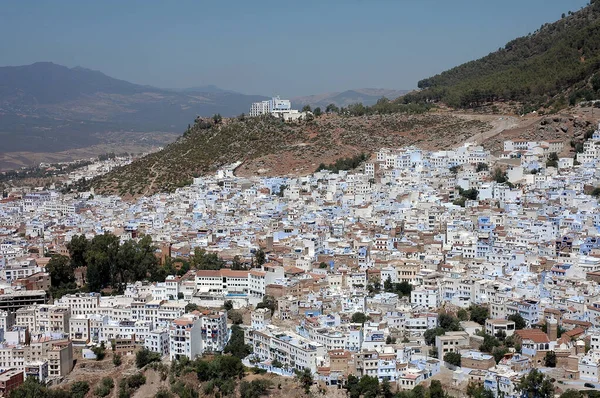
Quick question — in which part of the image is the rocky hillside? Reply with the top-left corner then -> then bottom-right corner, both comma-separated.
406,1 -> 600,111
90,113 -> 491,197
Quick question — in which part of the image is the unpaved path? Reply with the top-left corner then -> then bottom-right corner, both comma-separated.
464,115 -> 521,145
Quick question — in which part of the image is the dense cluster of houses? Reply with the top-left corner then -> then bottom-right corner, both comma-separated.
1,124 -> 600,394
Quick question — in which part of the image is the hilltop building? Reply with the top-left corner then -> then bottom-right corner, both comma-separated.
249,96 -> 305,121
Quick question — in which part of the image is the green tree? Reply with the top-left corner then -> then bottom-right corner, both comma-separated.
444,351 -> 462,366
479,333 -> 501,353
190,247 -> 225,270
296,368 -> 313,395
86,233 -> 120,292
46,254 -> 75,287
9,378 -> 50,398
240,379 -> 272,398
381,379 -> 393,398
469,305 -> 489,325
397,281 -> 412,296
136,347 -> 161,368
113,353 -> 122,366
92,342 -> 106,360
466,382 -> 495,398
383,276 -> 393,292
544,351 -> 557,367
224,300 -> 233,311
313,107 -> 322,117
429,380 -> 445,398
326,103 -> 339,113
351,312 -> 368,324
228,309 -> 243,325
508,313 -> 527,329
231,255 -> 246,270
224,325 -> 252,359
517,368 -> 554,398
424,327 -> 446,345
212,113 -> 223,124
492,346 -> 509,363
546,152 -> 559,168
256,295 -> 276,315
559,390 -> 584,398
457,308 -> 469,321
357,375 -> 380,398
254,248 -> 266,267
476,163 -> 489,172
70,381 -> 90,398
438,312 -> 461,331
94,377 -> 114,397
67,234 -> 89,269
492,167 -> 508,183
302,105 -> 312,113
154,389 -> 173,398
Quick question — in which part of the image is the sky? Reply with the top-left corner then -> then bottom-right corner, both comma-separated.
0,0 -> 592,97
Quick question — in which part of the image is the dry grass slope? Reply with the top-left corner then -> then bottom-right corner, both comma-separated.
91,113 -> 490,197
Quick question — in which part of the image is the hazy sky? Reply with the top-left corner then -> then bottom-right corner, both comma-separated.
0,0 -> 591,96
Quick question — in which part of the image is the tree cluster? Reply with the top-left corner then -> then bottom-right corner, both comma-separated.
68,233 -> 162,293
316,153 -> 368,173
256,294 -> 276,316
383,277 -> 413,297
194,355 -> 245,395
9,378 -> 90,398
424,312 -> 462,346
469,305 -> 489,325
240,379 -> 272,398
507,313 -> 527,329
296,367 -> 314,394
351,312 -> 369,324
189,247 -> 225,270
546,152 -> 559,168
94,377 -> 114,397
118,373 -> 146,398
407,3 -> 600,112
136,347 -> 162,368
340,97 -> 432,117
224,324 -> 252,359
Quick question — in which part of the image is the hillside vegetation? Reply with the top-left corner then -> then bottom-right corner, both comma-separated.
404,1 -> 600,111
91,112 -> 490,197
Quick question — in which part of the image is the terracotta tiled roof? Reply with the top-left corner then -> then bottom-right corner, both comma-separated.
515,329 -> 549,343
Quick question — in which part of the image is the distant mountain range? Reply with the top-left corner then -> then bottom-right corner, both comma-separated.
292,88 -> 410,109
0,62 -> 268,152
0,62 -> 407,154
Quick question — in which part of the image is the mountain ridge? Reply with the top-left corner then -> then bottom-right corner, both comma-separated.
403,1 -> 600,111
0,62 -> 269,153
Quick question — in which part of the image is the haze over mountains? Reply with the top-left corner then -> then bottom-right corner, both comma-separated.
0,62 -> 270,153
0,62 -> 407,156
292,89 -> 411,110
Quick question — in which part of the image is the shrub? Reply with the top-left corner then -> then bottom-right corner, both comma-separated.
95,377 -> 114,397
71,381 -> 90,398
136,348 -> 161,368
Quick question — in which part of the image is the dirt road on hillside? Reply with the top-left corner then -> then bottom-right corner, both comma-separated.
464,115 -> 521,145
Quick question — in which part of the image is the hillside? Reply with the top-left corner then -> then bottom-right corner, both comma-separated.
90,112 -> 492,197
0,62 -> 268,153
405,1 -> 600,111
